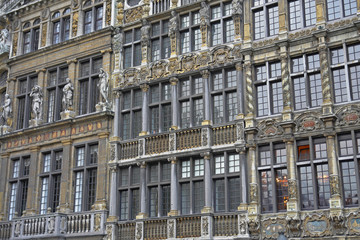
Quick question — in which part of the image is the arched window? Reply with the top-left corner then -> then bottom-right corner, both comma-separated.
23,20 -> 39,54
83,0 -> 103,34
52,10 -> 70,44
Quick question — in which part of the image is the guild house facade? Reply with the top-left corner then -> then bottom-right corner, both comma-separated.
0,0 -> 360,239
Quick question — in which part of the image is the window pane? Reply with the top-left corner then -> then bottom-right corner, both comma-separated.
131,189 -> 139,219
215,179 -> 225,212
43,154 -> 51,172
213,95 -> 224,124
194,159 -> 204,177
161,185 -> 170,216
331,48 -> 344,65
215,156 -> 225,174
162,162 -> 171,181
350,65 -> 360,100
333,68 -> 347,103
194,181 -> 204,213
309,73 -> 322,107
257,85 -> 268,116
271,81 -> 283,114
226,92 -> 237,121
260,170 -> 273,212
181,183 -> 190,214
341,161 -> 358,206
254,10 -> 265,40
344,0 -> 357,17
327,0 -> 341,20
76,147 -> 85,166
181,101 -> 190,128
74,171 -> 84,212
289,0 -> 302,31
304,0 -> 316,26
182,160 -> 190,178
300,166 -> 314,209
149,187 -> 158,217
229,154 -> 240,173
40,177 -> 49,214
229,177 -> 241,211
276,169 -> 288,211
268,6 -> 279,36
293,76 -> 307,110
316,164 -> 330,207
120,190 -> 128,220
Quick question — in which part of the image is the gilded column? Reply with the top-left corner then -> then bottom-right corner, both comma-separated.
280,44 -> 292,121
141,20 -> 150,65
59,139 -> 72,213
168,157 -> 178,216
94,132 -> 110,210
201,69 -> 211,125
199,0 -> 210,49
137,161 -> 147,219
0,153 -> 9,220
244,55 -> 254,128
232,0 -> 243,41
25,146 -> 40,215
170,77 -> 179,130
201,152 -> 212,213
235,62 -> 244,118
140,84 -> 149,135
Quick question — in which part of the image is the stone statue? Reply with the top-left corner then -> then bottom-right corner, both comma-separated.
232,0 -> 243,16
199,1 -> 210,26
62,78 -> 74,111
141,19 -> 150,44
30,85 -> 43,120
0,29 -> 10,53
1,93 -> 12,125
98,68 -> 109,104
112,27 -> 123,52
169,10 -> 178,38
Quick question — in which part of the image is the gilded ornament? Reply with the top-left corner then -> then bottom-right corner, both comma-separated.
295,113 -> 324,132
41,22 -> 47,47
330,175 -> 340,196
303,214 -> 331,237
180,54 -> 198,72
202,216 -> 209,236
249,184 -> 257,203
288,179 -> 297,199
168,58 -> 180,74
12,32 -> 18,56
211,46 -> 232,65
261,217 -> 287,240
257,119 -> 283,138
335,105 -> 360,126
125,6 -> 143,23
72,12 -> 79,37
151,60 -> 168,79
197,52 -> 209,67
106,1 -> 111,25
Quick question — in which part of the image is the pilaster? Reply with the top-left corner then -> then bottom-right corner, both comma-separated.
101,48 -> 113,74
107,164 -> 118,222
232,0 -> 243,41
316,0 -> 326,27
199,0 -> 210,49
35,68 -> 46,89
235,62 -> 245,119
279,44 -> 292,121
94,133 -> 109,208
141,20 -> 150,65
237,146 -> 248,210
25,146 -> 40,216
112,91 -> 121,140
59,139 -> 72,213
0,154 -> 9,221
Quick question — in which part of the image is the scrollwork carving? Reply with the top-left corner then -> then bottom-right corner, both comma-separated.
335,105 -> 360,126
295,113 -> 324,132
257,119 -> 283,138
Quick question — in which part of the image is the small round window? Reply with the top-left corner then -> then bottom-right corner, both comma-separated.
127,0 -> 141,7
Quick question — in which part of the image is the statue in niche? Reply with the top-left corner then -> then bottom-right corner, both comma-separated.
98,68 -> 109,104
169,10 -> 178,37
62,78 -> 74,111
199,1 -> 210,27
1,93 -> 12,125
30,85 -> 43,120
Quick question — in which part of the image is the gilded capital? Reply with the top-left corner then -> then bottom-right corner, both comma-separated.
200,69 -> 209,79
170,77 -> 178,85
140,84 -> 149,92
66,59 -> 78,65
235,62 -> 243,71
168,156 -> 177,163
200,152 -> 211,160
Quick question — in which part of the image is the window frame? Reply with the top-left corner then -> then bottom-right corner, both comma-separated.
179,10 -> 201,54
83,0 -> 104,35
150,19 -> 171,62
123,27 -> 142,68
288,0 -> 316,31
22,20 -> 40,54
252,0 -> 279,40
212,152 -> 241,213
327,0 -> 357,21
73,143 -> 98,212
210,1 -> 234,46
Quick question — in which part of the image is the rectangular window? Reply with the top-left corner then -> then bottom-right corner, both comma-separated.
327,0 -> 357,20
121,89 -> 142,140
252,1 -> 279,39
149,83 -> 172,133
17,75 -> 38,129
123,28 -> 141,68
151,20 -> 170,61
210,2 -> 234,46
289,0 -> 316,30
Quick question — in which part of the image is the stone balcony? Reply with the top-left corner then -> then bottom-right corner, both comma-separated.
118,122 -> 241,161
0,210 -> 107,239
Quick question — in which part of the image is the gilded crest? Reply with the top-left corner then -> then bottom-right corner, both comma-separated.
151,60 -> 168,79
257,119 -> 283,138
262,217 -> 287,240
335,105 -> 360,126
210,46 -> 233,65
295,113 -> 324,132
120,68 -> 140,88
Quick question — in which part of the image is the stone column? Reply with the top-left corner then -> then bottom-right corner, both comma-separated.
108,164 -> 118,222
201,69 -> 211,125
243,0 -> 251,44
136,161 -> 147,219
244,56 -> 255,128
278,0 -> 287,36
113,92 -> 121,139
139,84 -> 149,135
59,139 -> 72,213
168,157 -> 178,216
237,147 -> 248,210
279,44 -> 292,121
315,31 -> 333,115
235,62 -> 244,118
0,153 -> 9,220
201,152 -> 212,213
284,135 -> 302,238
170,77 -> 179,130
25,146 -> 40,215
326,133 -> 341,208
94,132 -> 110,210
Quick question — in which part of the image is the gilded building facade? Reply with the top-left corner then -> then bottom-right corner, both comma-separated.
1,0 -> 360,239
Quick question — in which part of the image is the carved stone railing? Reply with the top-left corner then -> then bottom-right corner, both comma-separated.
213,124 -> 237,146
151,0 -> 170,14
118,222 -> 135,240
145,134 -> 169,155
144,219 -> 167,239
0,222 -> 11,239
120,141 -> 139,160
11,211 -> 106,239
176,128 -> 201,150
214,214 -> 238,236
176,216 -> 201,238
